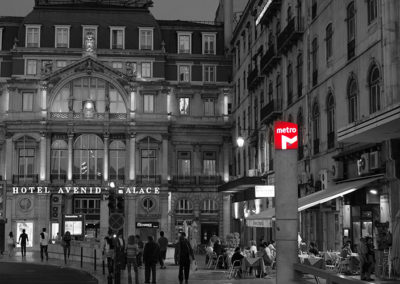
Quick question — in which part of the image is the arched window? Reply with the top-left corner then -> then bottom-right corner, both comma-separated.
297,110 -> 304,160
287,62 -> 293,105
51,77 -> 126,114
348,77 -> 358,123
51,140 -> 68,180
73,134 -> 104,180
109,140 -> 126,180
326,23 -> 333,60
312,102 -> 320,154
287,6 -> 293,23
268,80 -> 273,102
201,199 -> 218,214
347,2 -> 355,59
311,38 -> 318,85
276,74 -> 282,109
327,93 -> 335,149
176,199 -> 193,214
297,53 -> 303,97
369,65 -> 381,113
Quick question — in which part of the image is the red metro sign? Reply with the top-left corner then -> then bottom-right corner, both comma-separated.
274,121 -> 298,150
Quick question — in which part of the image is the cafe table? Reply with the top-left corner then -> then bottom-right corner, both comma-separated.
298,254 -> 326,270
241,257 -> 265,278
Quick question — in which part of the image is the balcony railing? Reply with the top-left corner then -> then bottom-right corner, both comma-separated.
258,0 -> 282,25
72,174 -> 102,184
247,68 -> 262,91
347,39 -> 355,60
198,175 -> 222,185
327,132 -> 335,149
50,112 -> 127,120
260,99 -> 283,124
260,45 -> 280,74
313,139 -> 320,155
136,175 -> 161,185
50,173 -> 67,183
277,17 -> 304,53
109,174 -> 125,181
12,174 -> 38,184
172,175 -> 197,185
175,209 -> 193,214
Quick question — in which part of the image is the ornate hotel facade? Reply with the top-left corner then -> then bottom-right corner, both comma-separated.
0,0 -> 232,251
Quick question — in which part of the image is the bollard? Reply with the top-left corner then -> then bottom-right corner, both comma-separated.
80,247 -> 83,268
94,249 -> 97,271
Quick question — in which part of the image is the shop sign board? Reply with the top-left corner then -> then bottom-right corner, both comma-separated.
255,185 -> 275,197
274,121 -> 298,150
136,222 -> 159,228
246,219 -> 272,228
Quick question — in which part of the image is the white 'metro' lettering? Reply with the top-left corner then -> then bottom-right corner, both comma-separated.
276,127 -> 297,134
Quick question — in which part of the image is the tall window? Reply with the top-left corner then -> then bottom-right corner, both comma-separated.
268,81 -> 273,102
0,28 -> 3,51
326,23 -> 333,60
367,0 -> 377,24
110,27 -> 124,49
202,33 -> 216,54
141,149 -> 156,177
201,199 -> 218,214
51,140 -> 68,180
276,74 -> 282,109
178,33 -> 191,54
82,26 -> 97,48
109,140 -> 125,180
347,2 -> 355,59
25,25 -> 40,47
369,65 -> 381,114
287,6 -> 293,22
287,63 -> 293,105
178,65 -> 190,82
177,152 -> 191,176
73,134 -> 104,180
139,28 -> 153,50
312,0 -> 317,19
22,92 -> 33,111
18,141 -> 35,179
26,59 -> 37,75
203,151 -> 216,176
55,26 -> 69,48
179,97 -> 190,115
297,111 -> 304,160
327,93 -> 335,149
203,65 -> 216,82
312,38 -> 318,86
141,62 -> 151,78
176,199 -> 193,214
312,102 -> 320,154
348,78 -> 358,123
144,94 -> 154,113
297,53 -> 303,97
204,98 -> 215,116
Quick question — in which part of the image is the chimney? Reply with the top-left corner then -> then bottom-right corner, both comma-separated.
223,0 -> 233,50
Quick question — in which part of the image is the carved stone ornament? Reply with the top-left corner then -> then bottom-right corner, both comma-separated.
84,31 -> 96,54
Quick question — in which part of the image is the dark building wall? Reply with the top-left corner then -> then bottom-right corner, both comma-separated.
2,26 -> 20,50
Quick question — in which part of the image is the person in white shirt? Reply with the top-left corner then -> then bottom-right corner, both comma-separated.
40,228 -> 49,261
249,240 -> 258,257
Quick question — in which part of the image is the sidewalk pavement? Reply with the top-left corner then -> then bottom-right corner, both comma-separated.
0,251 -> 277,284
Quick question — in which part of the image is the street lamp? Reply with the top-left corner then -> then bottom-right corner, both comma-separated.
237,136 -> 245,148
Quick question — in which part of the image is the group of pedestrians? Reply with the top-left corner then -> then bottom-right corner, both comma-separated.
102,230 -> 195,284
6,229 -> 32,257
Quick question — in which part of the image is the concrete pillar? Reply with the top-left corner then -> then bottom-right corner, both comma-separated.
37,194 -> 50,248
159,192 -> 169,238
100,198 -> 109,238
223,138 -> 230,182
103,133 -> 109,182
5,138 -> 12,182
275,150 -> 299,283
223,0 -> 233,49
67,133 -> 73,181
126,196 -> 137,237
194,144 -> 201,176
39,133 -> 46,181
162,134 -> 169,182
223,194 -> 231,238
129,133 -> 136,181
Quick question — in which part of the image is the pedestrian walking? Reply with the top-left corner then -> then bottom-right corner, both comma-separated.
143,235 -> 160,284
62,231 -> 72,264
39,228 -> 49,261
135,235 -> 144,268
126,235 -> 139,284
158,231 -> 168,269
176,232 -> 195,284
103,230 -> 115,276
7,232 -> 16,257
116,233 -> 126,270
18,229 -> 29,257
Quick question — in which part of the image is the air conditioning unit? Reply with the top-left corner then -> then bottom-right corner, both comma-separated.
357,153 -> 370,176
319,169 -> 328,190
331,161 -> 343,180
51,194 -> 62,205
248,169 -> 258,177
369,151 -> 380,170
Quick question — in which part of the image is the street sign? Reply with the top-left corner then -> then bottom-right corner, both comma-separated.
109,213 -> 124,231
274,121 -> 298,150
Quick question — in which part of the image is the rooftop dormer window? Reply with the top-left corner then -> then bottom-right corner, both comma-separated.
25,25 -> 41,48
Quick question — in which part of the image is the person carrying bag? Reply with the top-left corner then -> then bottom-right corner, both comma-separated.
176,232 -> 195,284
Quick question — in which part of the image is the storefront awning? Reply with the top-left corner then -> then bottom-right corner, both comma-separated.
218,176 -> 265,193
298,176 -> 382,211
246,207 -> 275,227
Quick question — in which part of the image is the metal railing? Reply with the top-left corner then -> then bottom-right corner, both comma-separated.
12,174 -> 39,184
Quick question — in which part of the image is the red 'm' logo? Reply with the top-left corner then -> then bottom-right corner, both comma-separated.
274,121 -> 298,150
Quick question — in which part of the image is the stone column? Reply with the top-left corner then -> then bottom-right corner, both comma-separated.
67,133 -> 73,182
129,133 -> 136,181
125,196 -> 137,237
159,191 -> 169,238
223,194 -> 231,237
37,194 -> 50,248
275,150 -> 299,283
223,137 -> 230,182
39,133 -> 46,182
100,197 -> 109,238
5,137 -> 12,182
103,133 -> 109,182
162,134 -> 169,183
